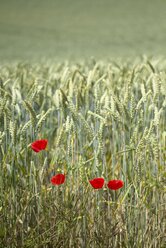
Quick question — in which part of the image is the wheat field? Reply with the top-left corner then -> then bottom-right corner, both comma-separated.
0,58 -> 165,247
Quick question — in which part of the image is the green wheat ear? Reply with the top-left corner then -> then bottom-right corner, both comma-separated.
36,108 -> 52,131
56,124 -> 64,148
23,100 -> 37,128
9,120 -> 17,146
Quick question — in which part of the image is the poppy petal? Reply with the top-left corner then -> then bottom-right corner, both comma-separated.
89,177 -> 104,189
31,139 -> 48,153
51,174 -> 65,185
107,180 -> 124,190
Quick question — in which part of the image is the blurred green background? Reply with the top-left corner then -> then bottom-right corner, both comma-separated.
0,0 -> 166,61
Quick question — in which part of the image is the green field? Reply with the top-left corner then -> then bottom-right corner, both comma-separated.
0,0 -> 166,60
0,1 -> 166,248
0,59 -> 165,247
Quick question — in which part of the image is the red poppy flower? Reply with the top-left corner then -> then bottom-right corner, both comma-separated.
89,177 -> 105,189
51,174 -> 65,185
31,139 -> 48,153
107,180 -> 124,190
